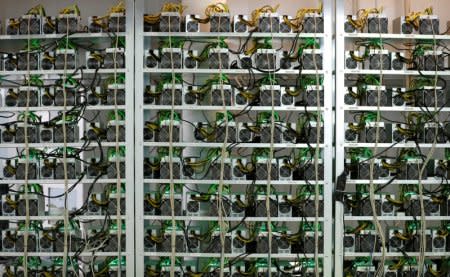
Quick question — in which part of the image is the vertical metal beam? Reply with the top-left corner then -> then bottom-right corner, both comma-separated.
335,0 -> 346,276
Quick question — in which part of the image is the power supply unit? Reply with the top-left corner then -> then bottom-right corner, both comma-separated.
106,120 -> 125,142
423,122 -> 446,143
233,15 -> 250,33
211,84 -> 233,106
56,14 -> 80,34
0,125 -> 16,143
277,194 -> 292,217
144,227 -> 158,251
344,123 -> 361,143
304,85 -> 325,106
6,18 -> 20,35
234,87 -> 253,107
17,193 -> 44,216
380,194 -> 397,216
210,12 -> 231,32
1,229 -> 18,252
108,12 -> 126,32
344,87 -> 359,106
17,86 -> 39,107
183,85 -> 200,105
343,232 -> 355,252
3,53 -> 17,71
40,87 -> 55,106
15,157 -> 38,180
145,49 -> 159,68
239,53 -> 254,69
432,229 -> 446,252
259,84 -> 281,106
230,194 -> 246,217
3,88 -> 19,107
279,15 -> 293,33
54,48 -> 76,70
302,49 -> 323,70
303,12 -> 324,33
19,14 -> 42,35
183,50 -> 198,69
403,228 -> 432,252
185,15 -> 200,32
15,229 -> 38,252
104,47 -> 125,69
391,87 -> 410,107
160,48 -> 183,69
40,158 -> 55,178
42,16 -> 56,34
159,12 -> 181,32
367,49 -> 391,70
106,83 -> 126,105
435,160 -> 450,179
417,50 -> 445,71
86,50 -> 104,69
281,123 -> 297,143
388,228 -> 404,252
391,52 -> 406,70
366,13 -> 388,33
86,193 -> 107,215
256,49 -> 278,70
255,194 -> 278,217
231,229 -> 247,254
86,122 -> 105,141
39,229 -> 55,252
392,123 -> 412,143
41,51 -> 55,70
16,50 -> 40,71
280,51 -> 298,70
301,119 -> 324,144
86,86 -> 104,106
208,48 -> 230,69
1,194 -> 18,216
278,159 -> 293,181
344,15 -> 358,33
345,50 -> 361,69
418,15 -> 440,34
86,158 -> 107,178
185,192 -> 205,216
232,158 -> 249,181
258,13 -> 280,33
88,16 -> 106,33
1,159 -> 17,179
357,229 -> 381,252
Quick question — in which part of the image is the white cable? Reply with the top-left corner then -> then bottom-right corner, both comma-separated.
167,15 -> 177,277
265,15 -> 275,277
217,14 -> 229,277
417,20 -> 439,277
62,16 -> 71,277
112,16 -> 123,277
22,16 -> 32,277
371,15 -> 386,277
311,15 -> 322,277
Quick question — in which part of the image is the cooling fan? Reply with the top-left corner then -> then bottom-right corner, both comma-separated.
302,49 -> 323,70
256,49 -> 278,70
159,83 -> 182,105
17,51 -> 39,71
159,48 -> 182,68
185,15 -> 200,32
159,12 -> 181,32
210,13 -> 231,32
55,159 -> 78,179
303,13 -> 324,33
209,48 -> 229,69
17,86 -> 39,107
54,88 -> 76,106
255,195 -> 278,217
367,14 -> 388,33
368,49 -> 391,70
259,85 -> 281,106
54,49 -> 76,70
19,15 -> 41,34
15,231 -> 37,252
211,84 -> 233,106
15,159 -> 38,179
14,124 -> 38,143
53,124 -> 77,143
258,13 -> 280,33
108,13 -> 126,32
419,15 -> 439,34
56,14 -> 79,34
233,15 -> 249,32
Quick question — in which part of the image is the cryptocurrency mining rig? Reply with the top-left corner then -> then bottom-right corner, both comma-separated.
0,1 -> 133,275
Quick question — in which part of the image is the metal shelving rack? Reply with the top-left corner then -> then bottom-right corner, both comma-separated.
0,1 -> 134,275
336,1 -> 450,276
135,0 -> 333,276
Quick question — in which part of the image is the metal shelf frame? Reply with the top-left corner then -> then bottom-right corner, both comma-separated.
134,0 -> 334,276
0,1 -> 135,275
